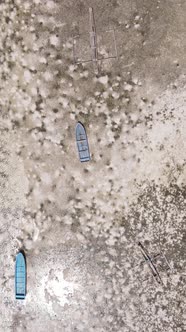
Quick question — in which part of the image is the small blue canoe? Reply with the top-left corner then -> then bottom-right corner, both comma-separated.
15,252 -> 26,300
76,122 -> 90,162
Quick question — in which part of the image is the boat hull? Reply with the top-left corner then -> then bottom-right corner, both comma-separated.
15,252 -> 26,300
76,122 -> 90,162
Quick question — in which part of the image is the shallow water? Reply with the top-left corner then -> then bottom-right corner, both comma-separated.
0,1 -> 186,331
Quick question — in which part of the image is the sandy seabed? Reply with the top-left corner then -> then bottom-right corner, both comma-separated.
0,0 -> 186,331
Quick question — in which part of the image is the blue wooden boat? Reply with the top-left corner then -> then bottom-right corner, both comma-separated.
76,122 -> 90,162
15,252 -> 26,300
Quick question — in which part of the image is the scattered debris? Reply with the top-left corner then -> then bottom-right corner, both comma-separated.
138,242 -> 171,285
73,7 -> 118,72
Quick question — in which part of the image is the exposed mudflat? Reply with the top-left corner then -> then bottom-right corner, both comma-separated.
0,0 -> 186,331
